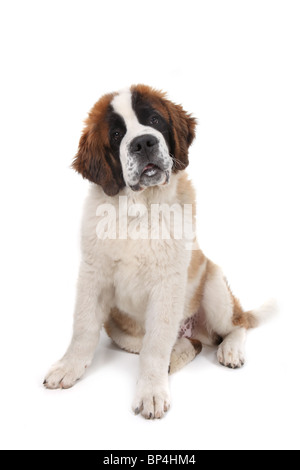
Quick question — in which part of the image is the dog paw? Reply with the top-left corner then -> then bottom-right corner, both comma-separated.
169,337 -> 202,374
217,341 -> 245,369
43,359 -> 87,389
132,381 -> 171,419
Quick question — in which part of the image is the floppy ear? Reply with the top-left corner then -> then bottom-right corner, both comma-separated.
72,126 -> 124,197
166,101 -> 197,171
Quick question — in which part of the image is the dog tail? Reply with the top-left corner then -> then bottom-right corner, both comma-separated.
234,299 -> 278,329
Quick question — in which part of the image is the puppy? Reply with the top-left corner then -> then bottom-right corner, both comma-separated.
44,85 -> 272,419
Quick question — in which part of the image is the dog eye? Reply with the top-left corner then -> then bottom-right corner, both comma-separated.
150,115 -> 159,125
112,131 -> 122,142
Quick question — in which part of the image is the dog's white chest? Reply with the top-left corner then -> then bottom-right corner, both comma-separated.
111,241 -> 154,318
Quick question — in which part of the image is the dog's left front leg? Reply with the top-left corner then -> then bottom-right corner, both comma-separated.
133,278 -> 185,419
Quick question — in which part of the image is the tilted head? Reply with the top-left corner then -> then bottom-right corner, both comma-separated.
72,85 -> 197,196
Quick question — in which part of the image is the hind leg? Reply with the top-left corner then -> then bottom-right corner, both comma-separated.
202,261 -> 247,369
169,337 -> 202,374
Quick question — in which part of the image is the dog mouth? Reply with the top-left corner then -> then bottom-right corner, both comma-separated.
141,163 -> 161,177
140,163 -> 166,187
130,164 -> 170,192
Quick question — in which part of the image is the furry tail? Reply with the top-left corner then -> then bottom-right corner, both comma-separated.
236,299 -> 278,329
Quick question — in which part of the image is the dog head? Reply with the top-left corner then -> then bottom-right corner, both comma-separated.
72,85 -> 196,196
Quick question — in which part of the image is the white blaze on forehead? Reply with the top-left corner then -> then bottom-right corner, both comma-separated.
111,88 -> 162,141
111,87 -> 156,156
111,88 -> 140,128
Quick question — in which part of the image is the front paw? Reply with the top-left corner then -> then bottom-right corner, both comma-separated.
132,380 -> 171,419
43,359 -> 87,389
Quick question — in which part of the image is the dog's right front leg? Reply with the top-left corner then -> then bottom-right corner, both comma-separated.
44,260 -> 110,389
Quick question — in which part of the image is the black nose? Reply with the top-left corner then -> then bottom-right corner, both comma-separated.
130,134 -> 159,155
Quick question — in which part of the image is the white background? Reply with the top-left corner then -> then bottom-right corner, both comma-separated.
0,0 -> 299,451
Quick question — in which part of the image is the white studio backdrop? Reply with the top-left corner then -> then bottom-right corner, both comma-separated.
0,0 -> 299,450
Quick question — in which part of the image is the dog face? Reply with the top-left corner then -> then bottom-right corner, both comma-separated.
73,84 -> 196,196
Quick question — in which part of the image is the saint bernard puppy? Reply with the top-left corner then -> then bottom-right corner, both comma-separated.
44,85 -> 273,419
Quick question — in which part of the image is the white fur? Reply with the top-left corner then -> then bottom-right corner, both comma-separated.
250,299 -> 278,324
202,266 -> 234,338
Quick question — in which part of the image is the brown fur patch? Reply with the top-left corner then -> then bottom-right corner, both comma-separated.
177,172 -> 201,280
187,338 -> 203,355
232,307 -> 258,329
177,172 -> 197,216
205,259 -> 219,281
188,264 -> 207,315
189,259 -> 218,315
188,248 -> 206,280
72,92 -> 125,196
